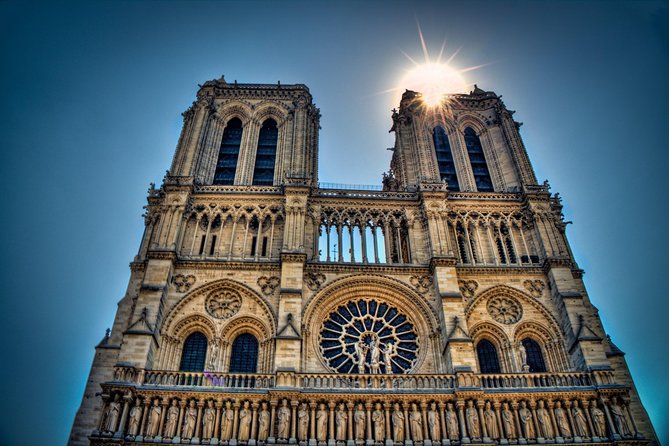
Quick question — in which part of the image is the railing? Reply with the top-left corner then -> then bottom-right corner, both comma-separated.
479,371 -> 595,389
114,369 -> 275,389
318,182 -> 383,191
296,373 -> 455,390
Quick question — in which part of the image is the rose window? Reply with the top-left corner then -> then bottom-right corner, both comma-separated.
486,296 -> 522,324
205,289 -> 242,319
319,299 -> 419,374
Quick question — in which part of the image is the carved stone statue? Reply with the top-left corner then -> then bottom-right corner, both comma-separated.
536,400 -> 553,439
298,403 -> 310,441
571,401 -> 588,438
221,401 -> 234,440
409,403 -> 423,441
518,401 -> 535,440
336,403 -> 348,441
382,342 -> 395,374
105,394 -> 121,433
392,403 -> 405,442
427,402 -> 440,441
202,400 -> 216,440
258,402 -> 271,441
127,398 -> 142,437
239,401 -> 252,441
182,400 -> 197,439
502,403 -> 516,439
164,400 -> 179,438
355,340 -> 369,374
518,342 -> 527,367
317,403 -> 328,442
590,401 -> 606,438
278,399 -> 292,440
206,339 -> 219,371
554,401 -> 571,438
354,403 -> 366,441
372,403 -> 385,441
610,398 -> 631,437
445,403 -> 459,440
147,399 -> 162,437
369,340 -> 381,374
484,401 -> 498,439
465,401 -> 480,439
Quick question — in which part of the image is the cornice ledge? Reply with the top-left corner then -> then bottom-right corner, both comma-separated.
430,256 -> 458,270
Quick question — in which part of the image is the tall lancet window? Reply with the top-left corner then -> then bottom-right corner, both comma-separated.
214,117 -> 243,185
464,127 -> 494,192
179,332 -> 208,372
252,119 -> 278,185
432,126 -> 460,191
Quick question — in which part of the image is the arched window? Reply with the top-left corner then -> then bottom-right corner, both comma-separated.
228,333 -> 259,373
214,118 -> 243,185
252,119 -> 278,185
522,338 -> 547,373
179,332 -> 208,372
464,127 -> 494,192
476,339 -> 501,373
432,126 -> 460,191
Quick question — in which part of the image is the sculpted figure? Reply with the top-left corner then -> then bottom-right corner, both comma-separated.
518,343 -> 527,367
316,403 -> 328,442
127,398 -> 142,436
536,401 -> 553,439
610,398 -> 631,437
258,402 -> 271,441
382,343 -> 396,374
392,403 -> 405,442
354,403 -> 366,441
465,401 -> 480,439
427,402 -> 440,441
369,340 -> 381,374
355,341 -> 369,374
299,403 -> 310,441
278,399 -> 292,440
501,403 -> 516,439
445,403 -> 459,440
518,401 -> 535,440
554,401 -> 571,438
182,400 -> 197,439
336,403 -> 348,441
147,399 -> 162,437
105,394 -> 121,432
372,403 -> 385,441
409,403 -> 423,442
164,400 -> 180,438
203,400 -> 216,440
590,401 -> 606,438
207,340 -> 219,371
239,401 -> 252,441
222,401 -> 234,440
484,402 -> 498,439
571,401 -> 588,438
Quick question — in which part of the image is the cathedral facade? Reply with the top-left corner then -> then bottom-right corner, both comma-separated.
69,78 -> 657,446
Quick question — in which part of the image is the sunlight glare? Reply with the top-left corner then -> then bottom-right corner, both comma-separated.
400,63 -> 468,107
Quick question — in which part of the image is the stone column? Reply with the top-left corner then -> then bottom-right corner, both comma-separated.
438,402 -> 448,444
511,402 -> 523,443
175,400 -> 186,441
214,401 -> 223,443
601,398 -> 619,440
113,394 -> 132,438
250,402 -> 259,445
494,402 -> 505,443
383,402 -> 392,446
309,401 -> 318,446
402,402 -> 412,446
581,400 -> 595,440
347,402 -> 355,446
328,402 -> 336,446
564,401 -> 577,441
623,398 -> 642,439
140,398 -> 151,438
365,402 -> 373,446
477,400 -> 488,442
529,401 -> 540,442
420,402 -> 430,443
194,400 -> 204,442
269,400 -> 278,444
232,401 -> 241,444
547,400 -> 559,441
157,398 -> 169,441
291,400 -> 299,444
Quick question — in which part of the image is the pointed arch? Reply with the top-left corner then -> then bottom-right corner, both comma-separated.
214,117 -> 244,185
432,126 -> 460,191
252,118 -> 278,185
463,126 -> 494,192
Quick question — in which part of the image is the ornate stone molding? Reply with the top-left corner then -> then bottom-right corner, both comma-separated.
487,296 -> 523,325
257,276 -> 280,295
172,274 -> 196,293
304,272 -> 326,291
458,280 -> 479,300
409,275 -> 432,294
523,279 -> 545,298
205,289 -> 242,319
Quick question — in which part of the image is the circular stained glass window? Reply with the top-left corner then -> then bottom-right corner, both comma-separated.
319,299 -> 419,374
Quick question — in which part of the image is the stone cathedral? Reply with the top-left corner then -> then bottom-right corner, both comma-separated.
70,77 -> 658,446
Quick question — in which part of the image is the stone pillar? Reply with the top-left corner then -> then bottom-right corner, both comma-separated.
402,402 -> 412,446
139,398 -> 151,439
250,402 -> 259,445
113,394 -> 132,438
383,402 -> 392,446
494,402 -> 505,443
601,398 -> 620,440
309,401 -> 318,446
420,402 -> 430,443
365,402 -> 373,446
547,400 -> 559,442
175,400 -> 186,441
157,398 -> 169,441
214,401 -> 223,443
511,402 -> 523,443
347,402 -> 355,446
477,400 -> 488,442
529,401 -> 541,442
456,401 -> 469,444
194,400 -> 204,443
269,400 -> 278,444
328,402 -> 336,446
581,400 -> 595,440
291,400 -> 299,444
232,401 -> 241,444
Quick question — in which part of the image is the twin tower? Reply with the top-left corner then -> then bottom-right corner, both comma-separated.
70,77 -> 657,445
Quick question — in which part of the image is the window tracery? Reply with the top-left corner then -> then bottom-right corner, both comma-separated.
214,118 -> 243,185
252,119 -> 278,186
464,127 -> 494,192
179,332 -> 208,372
228,333 -> 259,373
432,126 -> 459,191
476,339 -> 501,374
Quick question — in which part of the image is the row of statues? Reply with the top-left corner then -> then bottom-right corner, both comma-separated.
98,394 -> 637,443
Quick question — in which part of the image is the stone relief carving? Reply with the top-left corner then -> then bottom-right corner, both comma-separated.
459,280 -> 479,299
305,271 -> 326,291
410,274 -> 432,294
487,295 -> 523,324
257,276 -> 280,295
523,279 -> 545,298
205,289 -> 242,319
172,274 -> 196,293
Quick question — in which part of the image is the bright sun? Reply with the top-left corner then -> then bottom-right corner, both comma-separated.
400,63 -> 468,106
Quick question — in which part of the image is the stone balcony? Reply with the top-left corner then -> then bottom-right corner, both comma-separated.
90,368 -> 645,446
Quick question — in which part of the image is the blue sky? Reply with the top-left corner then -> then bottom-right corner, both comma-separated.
1,1 -> 667,444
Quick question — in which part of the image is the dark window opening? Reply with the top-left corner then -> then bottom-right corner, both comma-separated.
252,119 -> 278,186
432,126 -> 460,191
229,333 -> 259,373
198,236 -> 206,255
464,127 -> 494,192
214,118 -> 243,185
250,236 -> 257,256
179,332 -> 208,372
522,338 -> 547,373
261,236 -> 268,257
477,339 -> 501,374
209,235 -> 217,256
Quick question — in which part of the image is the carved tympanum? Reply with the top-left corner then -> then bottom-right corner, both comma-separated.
487,295 -> 523,324
205,289 -> 242,319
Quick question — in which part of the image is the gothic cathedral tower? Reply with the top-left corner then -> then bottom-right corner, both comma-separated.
70,78 -> 658,446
